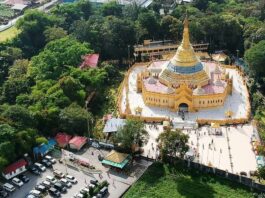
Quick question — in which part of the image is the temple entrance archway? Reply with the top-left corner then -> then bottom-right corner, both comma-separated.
179,103 -> 189,112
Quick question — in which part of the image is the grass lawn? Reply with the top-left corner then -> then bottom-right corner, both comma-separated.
0,26 -> 19,42
124,162 -> 255,198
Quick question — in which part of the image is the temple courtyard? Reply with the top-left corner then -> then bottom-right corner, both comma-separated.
142,123 -> 258,175
121,63 -> 249,123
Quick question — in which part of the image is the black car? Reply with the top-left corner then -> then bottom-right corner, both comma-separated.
41,159 -> 52,168
0,190 -> 8,198
90,179 -> 98,185
29,166 -> 41,175
53,182 -> 67,193
49,187 -> 61,197
99,186 -> 108,196
35,184 -> 46,193
18,174 -> 30,183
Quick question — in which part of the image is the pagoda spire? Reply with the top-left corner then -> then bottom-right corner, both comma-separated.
182,13 -> 190,49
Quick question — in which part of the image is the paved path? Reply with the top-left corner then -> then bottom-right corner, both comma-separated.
0,0 -> 59,32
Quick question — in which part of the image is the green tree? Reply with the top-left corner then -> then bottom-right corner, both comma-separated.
30,37 -> 91,80
0,141 -> 16,162
2,105 -> 36,128
100,1 -> 122,17
114,119 -> 149,153
137,11 -> 160,39
44,26 -> 67,42
59,103 -> 92,135
157,128 -> 189,160
0,157 -> 8,172
16,10 -> 57,57
35,136 -> 48,145
258,166 -> 265,181
160,15 -> 182,41
245,40 -> 265,78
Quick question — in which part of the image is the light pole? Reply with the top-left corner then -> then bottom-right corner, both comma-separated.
85,100 -> 90,138
128,45 -> 130,67
236,49 -> 239,60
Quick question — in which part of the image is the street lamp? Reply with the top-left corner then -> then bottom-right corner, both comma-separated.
236,49 -> 239,60
128,45 -> 130,67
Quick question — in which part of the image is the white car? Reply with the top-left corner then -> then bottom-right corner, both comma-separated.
46,175 -> 58,184
12,177 -> 24,187
74,193 -> 84,198
80,187 -> 89,194
66,175 -> 77,184
45,155 -> 56,164
60,178 -> 72,188
29,189 -> 41,197
34,162 -> 46,172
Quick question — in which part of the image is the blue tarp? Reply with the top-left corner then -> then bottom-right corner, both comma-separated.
33,139 -> 56,159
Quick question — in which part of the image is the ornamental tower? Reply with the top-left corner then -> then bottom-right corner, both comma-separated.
159,15 -> 209,87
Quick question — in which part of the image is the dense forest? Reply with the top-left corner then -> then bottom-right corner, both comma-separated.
0,0 -> 264,171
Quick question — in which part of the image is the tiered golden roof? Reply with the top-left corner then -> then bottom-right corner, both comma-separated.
170,16 -> 200,67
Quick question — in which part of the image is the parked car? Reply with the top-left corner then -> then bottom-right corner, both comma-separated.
80,187 -> 89,195
96,194 -> 102,198
53,170 -> 65,178
29,190 -> 41,197
12,177 -> 24,187
29,166 -> 41,175
73,193 -> 84,198
42,180 -> 51,188
34,163 -> 46,172
90,179 -> 98,185
45,155 -> 56,164
25,194 -> 37,198
49,187 -> 60,197
35,184 -> 46,193
60,178 -> 72,188
88,183 -> 95,189
3,183 -> 15,192
240,171 -> 247,176
99,186 -> 108,196
54,182 -> 67,193
0,190 -> 8,198
66,175 -> 77,184
41,159 -> 52,168
18,174 -> 30,183
46,175 -> 58,185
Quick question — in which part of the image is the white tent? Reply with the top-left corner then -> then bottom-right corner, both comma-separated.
11,4 -> 27,11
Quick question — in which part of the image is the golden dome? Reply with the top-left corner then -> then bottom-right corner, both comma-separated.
170,15 -> 200,67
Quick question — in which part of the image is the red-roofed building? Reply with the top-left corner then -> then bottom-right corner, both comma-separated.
69,136 -> 87,150
55,133 -> 72,148
80,54 -> 99,69
2,159 -> 27,179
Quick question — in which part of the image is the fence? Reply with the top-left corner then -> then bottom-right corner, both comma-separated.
185,160 -> 265,192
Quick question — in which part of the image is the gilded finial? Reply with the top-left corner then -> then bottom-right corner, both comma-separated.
182,13 -> 190,49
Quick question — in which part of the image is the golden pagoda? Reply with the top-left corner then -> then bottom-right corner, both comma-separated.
159,15 -> 209,87
136,15 -> 233,112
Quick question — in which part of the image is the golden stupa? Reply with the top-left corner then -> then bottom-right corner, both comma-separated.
135,15 -> 233,112
159,15 -> 209,87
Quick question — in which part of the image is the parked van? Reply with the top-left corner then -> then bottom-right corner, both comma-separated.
99,186 -> 108,196
30,189 -> 41,197
3,183 -> 15,192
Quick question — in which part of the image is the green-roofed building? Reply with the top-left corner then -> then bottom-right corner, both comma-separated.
101,150 -> 131,169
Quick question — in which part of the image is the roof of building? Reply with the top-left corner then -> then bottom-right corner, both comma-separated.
101,150 -> 131,169
103,118 -> 126,133
212,53 -> 227,62
69,136 -> 87,147
55,133 -> 72,146
11,3 -> 27,10
5,0 -> 29,5
3,159 -> 27,174
80,54 -> 99,69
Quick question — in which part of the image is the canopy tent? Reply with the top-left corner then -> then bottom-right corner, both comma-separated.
103,118 -> 126,133
55,133 -> 72,148
80,54 -> 99,69
33,139 -> 56,158
211,122 -> 220,128
135,106 -> 142,115
11,4 -> 27,10
225,110 -> 234,118
101,150 -> 131,169
69,136 -> 87,150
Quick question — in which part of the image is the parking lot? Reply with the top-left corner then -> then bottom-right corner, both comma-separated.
7,147 -> 152,198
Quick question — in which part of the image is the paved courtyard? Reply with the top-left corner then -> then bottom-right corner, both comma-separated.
142,123 -> 258,175
121,63 -> 249,121
8,147 -> 152,198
